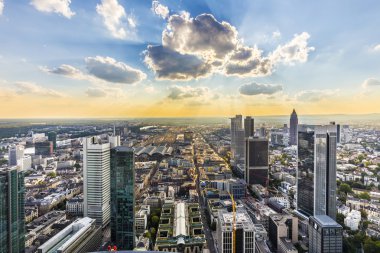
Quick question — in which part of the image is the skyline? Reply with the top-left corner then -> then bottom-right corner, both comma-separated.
1,0 -> 380,118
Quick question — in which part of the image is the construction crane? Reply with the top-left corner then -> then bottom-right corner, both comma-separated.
228,191 -> 236,253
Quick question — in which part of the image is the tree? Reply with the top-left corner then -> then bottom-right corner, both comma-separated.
151,215 -> 160,227
47,172 -> 56,178
0,158 -> 8,166
360,209 -> 368,219
339,183 -> 352,195
336,213 -> 345,227
358,192 -> 370,201
364,237 -> 380,253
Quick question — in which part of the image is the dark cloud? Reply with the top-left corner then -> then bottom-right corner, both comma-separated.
85,56 -> 146,84
144,45 -> 212,80
239,82 -> 283,96
225,58 -> 272,76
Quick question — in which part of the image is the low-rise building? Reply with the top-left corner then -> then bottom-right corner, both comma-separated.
154,201 -> 206,253
37,217 -> 102,253
344,210 -> 361,231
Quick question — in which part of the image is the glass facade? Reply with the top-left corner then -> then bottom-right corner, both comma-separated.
297,125 -> 337,219
297,130 -> 315,217
245,138 -> 269,187
0,168 -> 25,253
110,147 -> 135,250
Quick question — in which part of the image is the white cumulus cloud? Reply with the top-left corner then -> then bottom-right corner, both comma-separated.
0,0 -> 4,15
144,11 -> 314,81
96,0 -> 136,40
152,1 -> 169,19
373,44 -> 380,52
270,32 -> 315,65
30,0 -> 75,19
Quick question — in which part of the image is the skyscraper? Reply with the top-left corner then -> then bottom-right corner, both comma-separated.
83,136 -> 120,227
230,115 -> 243,158
297,125 -> 337,220
8,145 -> 24,166
35,140 -> 53,156
308,215 -> 342,253
110,146 -> 135,250
245,137 -> 269,187
289,109 -> 298,146
244,116 -> 255,138
48,131 -> 57,150
235,129 -> 245,161
0,167 -> 25,253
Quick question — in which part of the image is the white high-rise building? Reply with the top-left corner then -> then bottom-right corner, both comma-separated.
83,136 -> 120,227
8,145 -> 24,166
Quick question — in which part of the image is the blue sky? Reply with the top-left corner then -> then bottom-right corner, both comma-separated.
0,0 -> 380,118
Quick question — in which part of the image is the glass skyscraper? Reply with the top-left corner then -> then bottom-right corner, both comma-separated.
297,125 -> 337,220
289,109 -> 298,146
110,146 -> 135,250
0,167 -> 25,253
245,137 -> 269,187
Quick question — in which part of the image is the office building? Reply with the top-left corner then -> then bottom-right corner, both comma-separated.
37,217 -> 102,253
217,209 -> 255,253
235,129 -> 245,161
245,137 -> 269,187
244,116 -> 255,138
278,237 -> 298,253
297,125 -> 337,220
48,131 -> 57,150
155,201 -> 206,253
259,127 -> 266,138
329,122 -> 341,143
8,144 -> 24,166
289,109 -> 298,146
308,215 -> 342,253
253,224 -> 271,253
0,167 -> 25,253
230,115 -> 243,158
268,214 -> 298,251
35,140 -> 53,156
110,146 -> 135,250
83,136 -> 120,227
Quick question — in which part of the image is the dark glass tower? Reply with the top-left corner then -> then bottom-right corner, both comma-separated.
48,131 -> 57,150
297,125 -> 337,220
289,109 -> 298,146
0,167 -> 25,253
244,116 -> 254,138
245,137 -> 269,187
110,146 -> 135,250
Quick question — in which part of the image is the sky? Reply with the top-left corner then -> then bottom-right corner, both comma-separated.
0,0 -> 380,118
